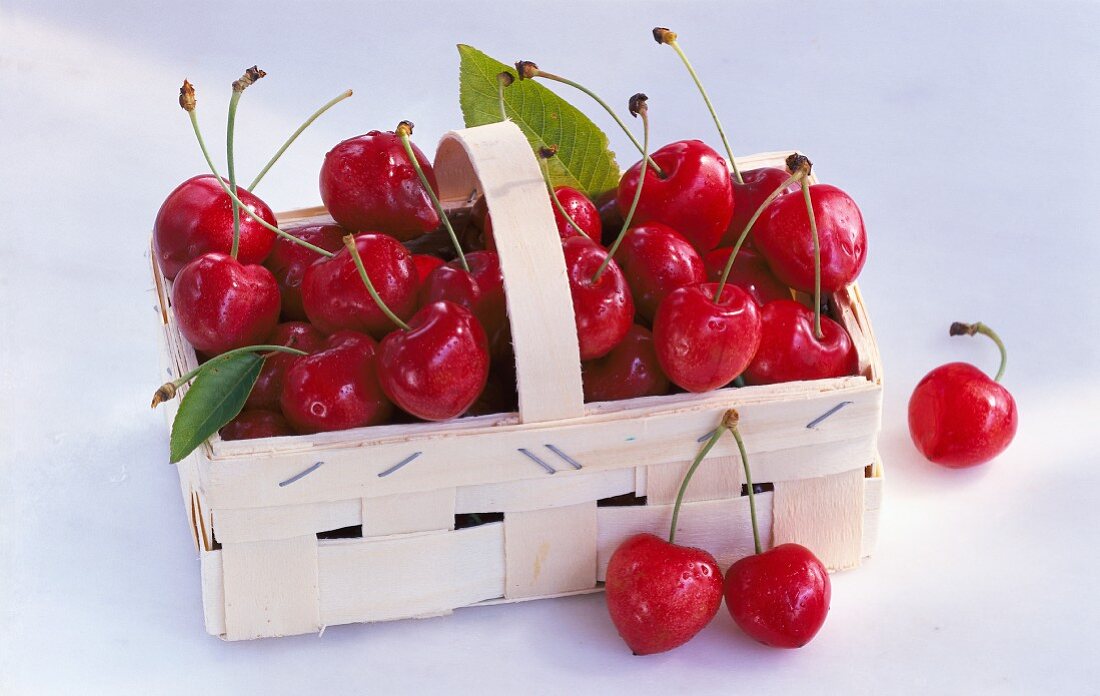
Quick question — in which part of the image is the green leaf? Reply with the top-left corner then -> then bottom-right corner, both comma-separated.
458,44 -> 621,199
169,352 -> 265,463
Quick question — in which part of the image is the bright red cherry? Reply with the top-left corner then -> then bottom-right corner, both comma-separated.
582,325 -> 669,402
301,233 -> 419,338
479,186 -> 601,251
379,301 -> 490,421
280,330 -> 392,433
616,222 -> 705,323
263,223 -> 345,321
724,543 -> 831,649
721,167 -> 797,248
154,175 -> 277,279
220,409 -> 294,440
319,130 -> 440,240
742,300 -> 857,385
245,322 -> 326,410
171,253 -> 280,356
652,282 -> 761,392
412,254 -> 446,283
604,533 -> 723,655
704,246 -> 791,306
909,322 -> 1018,468
419,251 -> 507,356
755,184 -> 867,293
616,140 -> 733,253
562,236 -> 634,360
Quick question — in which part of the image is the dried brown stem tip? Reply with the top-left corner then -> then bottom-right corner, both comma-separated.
179,79 -> 196,112
652,27 -> 678,44
497,71 -> 515,88
949,322 -> 979,336
722,408 -> 740,430
538,145 -> 559,159
396,120 -> 414,138
514,60 -> 540,80
628,93 -> 649,118
785,153 -> 813,177
232,65 -> 267,92
150,382 -> 177,408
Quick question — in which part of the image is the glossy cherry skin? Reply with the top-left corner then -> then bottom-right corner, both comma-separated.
582,325 -> 669,402
479,186 -> 601,252
908,363 -> 1018,467
245,322 -> 326,410
704,246 -> 791,306
617,140 -> 733,253
561,236 -> 635,360
755,184 -> 867,293
595,189 -> 625,248
652,283 -> 762,393
301,233 -> 420,338
605,533 -> 724,655
263,223 -> 346,321
154,175 -> 277,279
419,251 -> 507,357
412,254 -> 446,283
616,222 -> 706,323
743,300 -> 858,385
722,167 -> 797,248
220,409 -> 294,441
280,330 -> 392,433
171,253 -> 281,356
319,130 -> 440,240
724,543 -> 831,649
379,301 -> 490,421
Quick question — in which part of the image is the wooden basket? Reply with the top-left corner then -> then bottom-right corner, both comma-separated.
152,121 -> 884,641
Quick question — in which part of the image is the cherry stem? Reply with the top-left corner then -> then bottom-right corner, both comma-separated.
800,179 -> 823,339
593,96 -> 650,283
227,91 -> 243,258
248,89 -> 353,191
538,154 -> 591,241
950,321 -> 1008,382
713,171 -> 803,301
497,72 -> 511,121
727,415 -> 762,555
668,418 -> 727,545
343,235 -> 411,332
396,124 -> 469,272
150,344 -> 307,408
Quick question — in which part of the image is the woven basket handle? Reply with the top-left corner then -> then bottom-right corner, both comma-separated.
433,122 -> 586,424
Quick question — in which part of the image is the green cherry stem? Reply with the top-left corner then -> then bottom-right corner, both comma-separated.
726,410 -> 762,555
150,344 -> 307,408
801,178 -> 823,339
227,66 -> 266,259
248,89 -> 353,191
950,322 -> 1008,382
668,412 -> 731,545
537,147 -> 591,241
343,235 -> 411,332
396,121 -> 469,272
653,28 -> 742,184
496,71 -> 513,121
593,93 -> 650,283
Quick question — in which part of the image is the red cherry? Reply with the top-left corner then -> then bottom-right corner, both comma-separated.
171,253 -> 280,356
379,301 -> 490,421
220,409 -> 294,441
653,283 -> 761,392
412,254 -> 446,283
742,300 -> 857,385
465,364 -> 519,417
263,223 -> 345,321
301,233 -> 419,338
908,322 -> 1017,467
245,322 -> 326,410
616,140 -> 733,253
604,533 -> 724,655
755,184 -> 867,293
319,130 -> 440,240
154,175 -> 277,279
595,189 -> 625,248
280,330 -> 392,433
721,167 -> 797,248
724,543 -> 831,649
419,251 -> 507,354
616,222 -> 705,323
582,325 -> 669,402
704,246 -> 791,306
479,186 -> 601,251
562,236 -> 634,360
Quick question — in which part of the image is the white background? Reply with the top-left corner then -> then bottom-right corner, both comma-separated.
2,1 -> 1098,694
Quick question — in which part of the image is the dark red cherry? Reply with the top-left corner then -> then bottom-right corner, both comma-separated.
319,130 -> 440,240
171,253 -> 281,356
616,140 -> 733,253
561,236 -> 634,360
379,301 -> 490,421
755,184 -> 867,293
742,300 -> 857,385
412,254 -> 446,283
245,322 -> 326,410
280,330 -> 392,433
419,251 -> 507,353
595,189 -> 625,248
464,364 -> 519,416
301,233 -> 419,338
220,409 -> 294,441
479,186 -> 601,251
652,283 -> 761,393
581,325 -> 669,402
721,167 -> 797,248
154,174 -> 277,279
263,223 -> 345,321
704,246 -> 791,306
616,222 -> 705,323
725,543 -> 831,649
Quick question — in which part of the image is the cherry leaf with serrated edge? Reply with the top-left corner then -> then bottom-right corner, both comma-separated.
169,352 -> 265,463
458,44 -> 621,199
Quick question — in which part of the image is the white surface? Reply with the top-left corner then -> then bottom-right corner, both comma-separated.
1,1 -> 1098,693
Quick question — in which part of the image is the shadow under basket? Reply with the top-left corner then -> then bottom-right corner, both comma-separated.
152,121 -> 885,641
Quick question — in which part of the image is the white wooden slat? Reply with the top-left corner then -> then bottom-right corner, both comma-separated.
772,468 -> 866,571
646,455 -> 743,506
455,467 -> 634,513
361,488 -> 455,536
213,499 -> 361,544
504,502 -> 598,599
220,535 -> 321,640
200,549 -> 226,636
